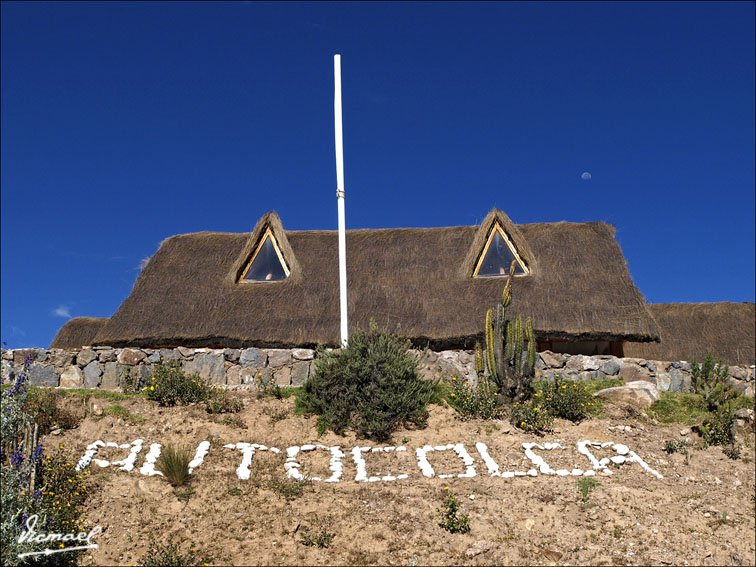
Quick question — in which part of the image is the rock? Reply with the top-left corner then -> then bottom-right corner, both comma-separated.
566,355 -> 584,372
274,366 -> 291,386
184,353 -> 226,385
735,408 -> 754,423
619,363 -> 652,383
48,349 -> 75,368
578,370 -> 602,381
240,348 -> 265,368
117,348 -> 146,365
292,348 -> 315,361
522,518 -> 536,531
84,361 -> 103,388
679,428 -> 691,436
540,351 -> 566,368
177,347 -> 196,358
159,348 -> 181,362
226,365 -> 242,386
535,355 -> 547,370
77,348 -> 97,366
50,428 -> 62,436
13,349 -> 36,365
59,365 -> 83,388
147,351 -> 162,363
223,349 -> 241,363
465,540 -> 491,558
291,362 -> 310,386
91,403 -> 103,416
593,380 -> 660,410
655,370 -> 671,391
581,356 -> 600,371
600,358 -> 621,376
101,362 -> 119,390
2,360 -> 15,382
1,349 -> 11,361
29,365 -> 59,387
97,349 -> 117,363
733,381 -> 755,397
668,368 -> 684,392
644,360 -> 657,373
267,349 -> 292,367
729,366 -> 747,380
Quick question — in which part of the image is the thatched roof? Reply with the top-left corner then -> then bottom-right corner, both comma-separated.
89,210 -> 658,350
50,317 -> 109,350
624,302 -> 755,366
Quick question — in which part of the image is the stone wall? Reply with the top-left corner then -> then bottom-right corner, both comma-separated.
1,347 -> 754,397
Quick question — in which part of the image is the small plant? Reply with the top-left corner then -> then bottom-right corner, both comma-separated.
691,352 -> 736,412
722,444 -> 741,460
268,477 -> 304,501
102,404 -> 145,424
578,476 -> 600,502
696,404 -> 736,447
437,491 -> 470,534
146,360 -> 212,406
663,439 -> 689,455
205,388 -> 243,414
296,322 -> 436,442
119,366 -> 145,394
299,525 -> 335,548
24,388 -> 82,434
447,376 -> 504,420
156,444 -> 192,486
269,410 -> 290,424
137,540 -> 212,567
254,372 -> 283,400
537,378 -> 596,422
511,399 -> 553,435
227,487 -> 242,496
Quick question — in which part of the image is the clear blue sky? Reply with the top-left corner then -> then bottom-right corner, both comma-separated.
2,1 -> 754,350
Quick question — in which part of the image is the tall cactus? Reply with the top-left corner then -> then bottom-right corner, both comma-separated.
474,342 -> 484,376
483,260 -> 536,403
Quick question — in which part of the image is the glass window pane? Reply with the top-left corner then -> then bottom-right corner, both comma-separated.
478,231 -> 523,276
244,237 -> 287,281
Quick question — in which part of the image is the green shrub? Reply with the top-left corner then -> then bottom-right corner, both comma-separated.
296,323 -> 436,442
268,477 -> 304,501
691,352 -> 737,412
577,477 -> 600,502
511,399 -> 553,434
205,388 -> 243,414
156,445 -> 192,487
646,392 -> 712,425
253,372 -> 283,400
24,389 -> 82,434
146,360 -> 211,406
447,376 -> 504,420
437,492 -> 470,534
663,439 -> 689,455
537,379 -> 597,422
299,526 -> 335,548
696,404 -> 736,447
119,366 -> 145,394
137,540 -> 212,567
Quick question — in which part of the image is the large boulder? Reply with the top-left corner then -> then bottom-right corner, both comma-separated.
29,365 -> 59,387
593,380 -> 660,410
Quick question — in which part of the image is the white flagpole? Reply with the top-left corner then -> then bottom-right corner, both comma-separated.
334,54 -> 348,347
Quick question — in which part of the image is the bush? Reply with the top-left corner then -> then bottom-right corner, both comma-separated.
696,404 -> 736,447
296,323 -> 437,442
146,360 -> 212,406
511,399 -> 553,434
577,477 -> 600,503
437,491 -> 470,534
156,445 -> 192,486
205,388 -> 243,414
137,540 -> 212,567
1,357 -> 90,566
447,376 -> 504,420
24,389 -> 82,434
537,379 -> 597,423
663,439 -> 689,455
691,352 -> 737,412
299,526 -> 335,548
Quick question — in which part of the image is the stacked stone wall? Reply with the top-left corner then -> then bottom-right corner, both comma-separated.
2,347 -> 753,397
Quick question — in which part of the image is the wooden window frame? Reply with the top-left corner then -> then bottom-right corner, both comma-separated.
473,223 -> 530,277
239,227 -> 290,283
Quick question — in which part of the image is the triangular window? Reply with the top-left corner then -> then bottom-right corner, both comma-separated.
241,228 -> 290,282
474,223 -> 529,277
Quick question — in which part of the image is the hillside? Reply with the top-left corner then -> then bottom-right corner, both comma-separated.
43,393 -> 756,566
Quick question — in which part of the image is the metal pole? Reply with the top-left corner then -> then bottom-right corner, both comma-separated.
334,54 -> 348,347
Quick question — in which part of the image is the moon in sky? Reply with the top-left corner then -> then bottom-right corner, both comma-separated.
581,172 -> 592,180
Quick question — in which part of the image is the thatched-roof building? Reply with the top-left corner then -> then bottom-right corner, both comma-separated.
624,302 -> 755,366
49,317 -> 108,350
52,209 -> 662,354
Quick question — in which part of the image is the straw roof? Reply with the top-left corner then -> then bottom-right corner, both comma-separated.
624,302 -> 755,366
88,210 -> 659,350
49,317 -> 109,350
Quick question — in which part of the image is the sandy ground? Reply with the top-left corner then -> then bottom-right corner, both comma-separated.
48,394 -> 756,566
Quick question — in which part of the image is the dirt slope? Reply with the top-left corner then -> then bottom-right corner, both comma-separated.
50,395 -> 756,566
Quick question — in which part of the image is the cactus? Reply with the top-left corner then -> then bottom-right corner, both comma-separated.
474,342 -> 484,376
483,260 -> 536,404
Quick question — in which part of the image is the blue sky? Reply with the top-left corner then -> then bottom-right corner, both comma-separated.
2,1 -> 754,350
